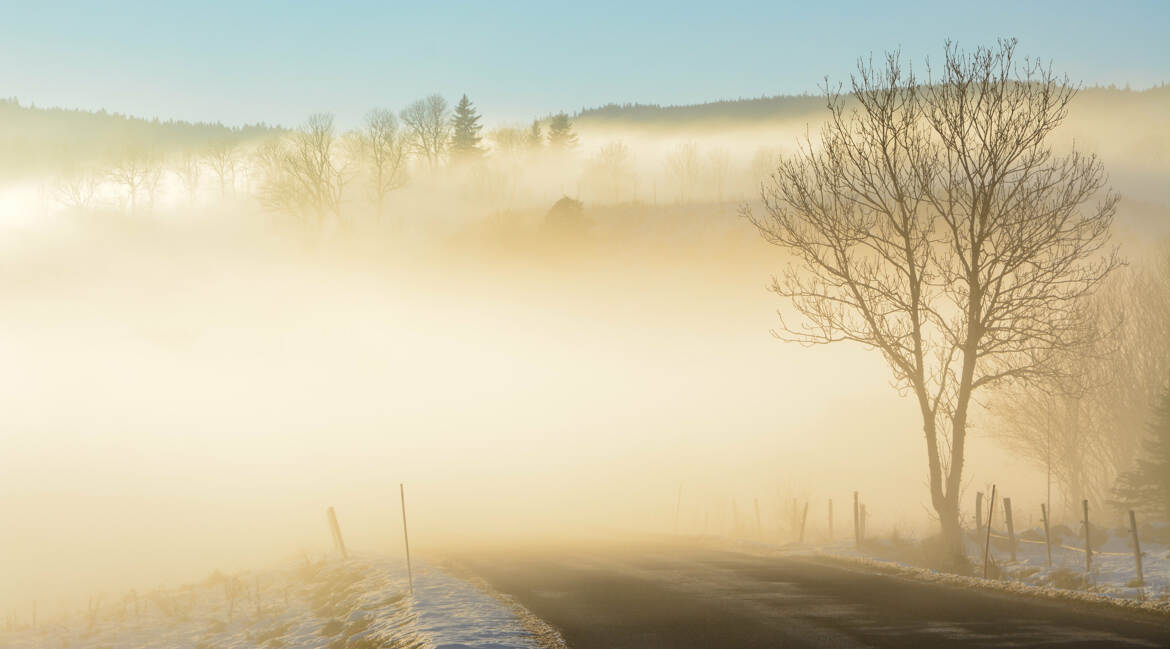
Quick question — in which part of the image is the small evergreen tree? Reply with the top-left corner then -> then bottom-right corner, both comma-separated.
449,94 -> 484,160
546,112 -> 578,150
1113,384 -> 1170,520
527,119 -> 543,149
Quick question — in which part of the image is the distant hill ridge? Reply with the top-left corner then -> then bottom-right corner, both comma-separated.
575,84 -> 1169,125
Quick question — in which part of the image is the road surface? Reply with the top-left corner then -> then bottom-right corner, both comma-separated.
460,538 -> 1170,649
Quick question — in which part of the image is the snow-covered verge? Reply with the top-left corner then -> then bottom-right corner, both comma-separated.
712,522 -> 1170,617
1,556 -> 549,649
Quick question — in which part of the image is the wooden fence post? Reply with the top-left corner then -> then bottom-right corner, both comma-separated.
400,484 -> 414,594
828,499 -> 833,541
1040,503 -> 1052,567
1082,499 -> 1092,577
975,491 -> 984,545
799,501 -> 809,544
1129,509 -> 1144,587
983,484 -> 996,579
327,507 -> 348,560
1003,497 -> 1016,562
859,504 -> 867,543
853,491 -> 860,549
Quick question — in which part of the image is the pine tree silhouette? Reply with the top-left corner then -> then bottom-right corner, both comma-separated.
449,94 -> 484,160
547,112 -> 578,150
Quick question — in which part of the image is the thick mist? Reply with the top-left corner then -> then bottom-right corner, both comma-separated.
2,96 -> 1167,619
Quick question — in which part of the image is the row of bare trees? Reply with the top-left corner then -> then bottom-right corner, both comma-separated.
991,250 -> 1170,519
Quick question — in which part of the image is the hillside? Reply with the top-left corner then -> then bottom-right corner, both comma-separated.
0,98 -> 279,182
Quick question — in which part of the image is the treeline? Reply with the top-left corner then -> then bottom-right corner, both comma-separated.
40,92 -> 597,224
577,93 -> 827,125
0,98 -> 279,182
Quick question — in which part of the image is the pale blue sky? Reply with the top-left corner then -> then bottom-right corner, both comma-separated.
2,1 -> 1167,128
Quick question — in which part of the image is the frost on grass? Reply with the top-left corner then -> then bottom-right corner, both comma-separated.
1,557 -> 545,649
714,520 -> 1170,617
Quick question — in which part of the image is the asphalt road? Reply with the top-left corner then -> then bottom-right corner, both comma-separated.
460,538 -> 1170,649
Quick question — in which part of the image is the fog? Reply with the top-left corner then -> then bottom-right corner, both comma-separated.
1,90 -> 1167,621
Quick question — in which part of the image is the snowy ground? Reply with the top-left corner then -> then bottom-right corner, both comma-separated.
719,520 -> 1170,614
1,556 -> 554,649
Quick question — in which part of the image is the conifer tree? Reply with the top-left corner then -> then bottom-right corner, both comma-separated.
547,112 -> 578,150
1113,384 -> 1170,520
449,94 -> 484,160
527,119 -> 543,150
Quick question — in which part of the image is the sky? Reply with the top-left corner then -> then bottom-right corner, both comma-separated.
2,1 -> 1168,128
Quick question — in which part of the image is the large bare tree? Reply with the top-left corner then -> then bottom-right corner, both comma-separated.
400,94 -> 450,170
743,40 -> 1120,559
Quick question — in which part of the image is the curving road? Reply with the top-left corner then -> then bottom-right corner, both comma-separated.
460,538 -> 1170,649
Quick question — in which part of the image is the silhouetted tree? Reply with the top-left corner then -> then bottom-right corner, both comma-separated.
257,113 -> 348,226
743,40 -> 1120,560
449,94 -> 484,161
400,94 -> 450,169
547,112 -> 578,150
356,108 -> 408,221
204,140 -> 237,199
108,146 -> 160,214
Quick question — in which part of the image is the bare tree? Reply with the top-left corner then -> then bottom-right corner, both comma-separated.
400,94 -> 450,170
54,164 -> 102,210
204,141 -> 238,199
108,147 -> 161,214
488,126 -> 529,158
585,140 -> 635,204
256,113 -> 348,227
173,150 -> 202,202
356,108 -> 409,221
743,40 -> 1120,558
706,147 -> 732,202
665,141 -> 701,203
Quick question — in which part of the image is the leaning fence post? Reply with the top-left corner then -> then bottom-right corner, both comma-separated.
799,501 -> 809,544
1003,497 -> 1016,562
400,484 -> 414,594
1128,509 -> 1144,587
1040,503 -> 1052,567
327,507 -> 348,560
983,484 -> 996,579
1082,499 -> 1092,577
859,504 -> 867,543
